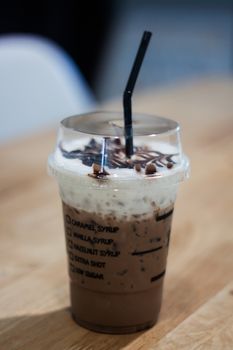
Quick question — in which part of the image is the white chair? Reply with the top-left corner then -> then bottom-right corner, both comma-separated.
0,34 -> 96,142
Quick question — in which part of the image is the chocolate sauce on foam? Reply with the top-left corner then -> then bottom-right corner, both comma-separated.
59,137 -> 176,171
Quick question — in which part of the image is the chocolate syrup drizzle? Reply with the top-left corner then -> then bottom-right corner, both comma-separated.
59,139 -> 176,169
60,138 -> 176,170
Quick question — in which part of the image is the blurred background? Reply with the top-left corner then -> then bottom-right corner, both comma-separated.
0,0 -> 232,142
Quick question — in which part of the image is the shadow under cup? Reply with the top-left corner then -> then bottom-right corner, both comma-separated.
48,112 -> 189,334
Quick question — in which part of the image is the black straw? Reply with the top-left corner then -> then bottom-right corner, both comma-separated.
123,30 -> 152,157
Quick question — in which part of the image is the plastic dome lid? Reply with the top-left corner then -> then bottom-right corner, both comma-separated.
48,111 -> 189,183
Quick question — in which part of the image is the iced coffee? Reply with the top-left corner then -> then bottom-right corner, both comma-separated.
48,112 -> 189,333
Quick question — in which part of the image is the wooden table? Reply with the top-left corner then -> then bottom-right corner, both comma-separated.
0,78 -> 233,349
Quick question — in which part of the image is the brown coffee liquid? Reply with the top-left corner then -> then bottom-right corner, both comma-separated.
62,201 -> 173,334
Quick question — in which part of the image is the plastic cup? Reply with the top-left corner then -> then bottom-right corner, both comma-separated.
48,111 -> 189,334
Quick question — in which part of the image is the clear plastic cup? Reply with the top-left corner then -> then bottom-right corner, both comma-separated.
48,111 -> 189,334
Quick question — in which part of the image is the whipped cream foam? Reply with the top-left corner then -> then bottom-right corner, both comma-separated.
48,136 -> 188,217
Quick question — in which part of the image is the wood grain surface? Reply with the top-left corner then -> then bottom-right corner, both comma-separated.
0,77 -> 233,349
